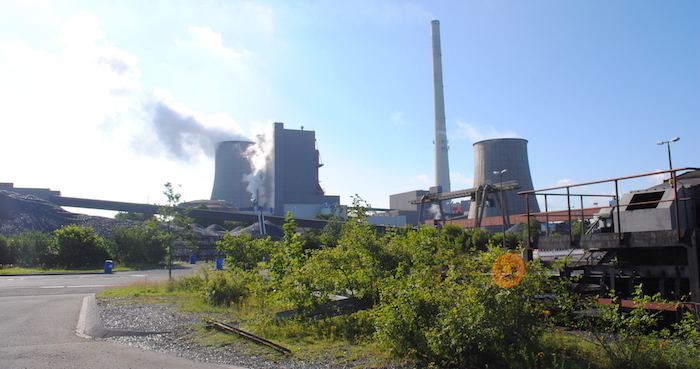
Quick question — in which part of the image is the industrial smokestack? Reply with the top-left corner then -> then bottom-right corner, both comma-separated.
467,138 -> 540,220
431,20 -> 451,195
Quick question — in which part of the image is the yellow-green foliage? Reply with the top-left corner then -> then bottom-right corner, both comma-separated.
176,213 -> 700,369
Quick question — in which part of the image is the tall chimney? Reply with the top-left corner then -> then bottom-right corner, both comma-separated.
431,20 -> 451,195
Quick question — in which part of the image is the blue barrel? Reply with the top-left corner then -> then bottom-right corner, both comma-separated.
104,260 -> 113,274
215,258 -> 223,270
189,255 -> 197,264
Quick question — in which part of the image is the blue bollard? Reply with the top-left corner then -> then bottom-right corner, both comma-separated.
215,258 -> 223,270
104,260 -> 113,274
189,255 -> 197,264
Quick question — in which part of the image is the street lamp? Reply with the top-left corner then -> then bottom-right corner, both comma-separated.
493,169 -> 507,248
657,137 -> 680,183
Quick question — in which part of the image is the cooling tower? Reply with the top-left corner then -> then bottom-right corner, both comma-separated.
467,138 -> 539,220
210,141 -> 254,209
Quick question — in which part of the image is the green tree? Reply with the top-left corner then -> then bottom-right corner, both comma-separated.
107,220 -> 167,265
9,230 -> 55,267
468,227 -> 492,251
216,233 -> 272,271
114,212 -> 154,221
346,195 -> 373,221
522,216 -> 542,238
0,234 -> 13,265
571,220 -> 590,235
158,182 -> 196,278
54,224 -> 110,268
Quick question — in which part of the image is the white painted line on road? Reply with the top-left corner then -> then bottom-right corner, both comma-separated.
76,295 -> 90,339
40,285 -> 112,289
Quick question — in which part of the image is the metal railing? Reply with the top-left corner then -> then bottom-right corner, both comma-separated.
519,167 -> 699,247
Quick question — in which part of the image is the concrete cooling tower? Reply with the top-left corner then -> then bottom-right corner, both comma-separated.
210,141 -> 254,210
468,138 -> 540,220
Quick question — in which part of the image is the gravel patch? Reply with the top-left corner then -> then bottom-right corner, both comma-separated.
96,298 -> 407,369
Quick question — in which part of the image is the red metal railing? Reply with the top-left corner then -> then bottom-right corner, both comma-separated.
519,167 -> 699,247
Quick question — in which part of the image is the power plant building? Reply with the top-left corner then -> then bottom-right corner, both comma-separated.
210,122 -> 339,219
467,138 -> 540,220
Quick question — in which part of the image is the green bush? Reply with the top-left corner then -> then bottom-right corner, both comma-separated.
54,224 -> 110,268
216,233 -> 272,271
372,247 -> 566,368
107,221 -> 167,264
0,234 -> 13,265
8,230 -> 55,268
206,269 -> 251,306
584,287 -> 700,369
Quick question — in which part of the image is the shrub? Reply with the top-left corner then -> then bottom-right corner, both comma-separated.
107,221 -> 167,264
584,286 -> 700,369
372,247 -> 566,368
216,233 -> 272,271
0,234 -> 13,265
54,224 -> 110,268
9,230 -> 55,267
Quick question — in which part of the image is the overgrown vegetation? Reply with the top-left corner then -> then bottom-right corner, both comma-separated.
5,191 -> 700,368
110,196 -> 700,369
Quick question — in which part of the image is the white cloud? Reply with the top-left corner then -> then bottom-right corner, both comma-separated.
416,173 -> 431,187
0,11 -> 247,203
186,26 -> 241,58
55,11 -> 104,47
244,2 -> 275,35
450,172 -> 473,187
455,120 -> 520,143
556,178 -> 574,187
648,170 -> 666,185
391,111 -> 407,127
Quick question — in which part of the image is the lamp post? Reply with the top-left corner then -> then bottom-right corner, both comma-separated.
657,137 -> 680,183
493,169 -> 507,248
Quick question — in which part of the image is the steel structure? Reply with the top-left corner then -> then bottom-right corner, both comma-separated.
411,180 -> 520,226
519,168 -> 700,312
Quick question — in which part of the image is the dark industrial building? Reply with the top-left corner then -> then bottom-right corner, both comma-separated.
210,122 -> 340,219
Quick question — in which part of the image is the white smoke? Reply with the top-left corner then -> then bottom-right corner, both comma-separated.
145,99 -> 249,162
242,124 -> 274,203
428,203 -> 442,220
51,12 -> 250,163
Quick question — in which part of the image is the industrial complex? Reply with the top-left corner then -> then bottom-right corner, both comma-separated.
2,19 -> 698,312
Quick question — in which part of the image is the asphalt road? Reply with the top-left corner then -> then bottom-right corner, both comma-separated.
0,264 -> 246,369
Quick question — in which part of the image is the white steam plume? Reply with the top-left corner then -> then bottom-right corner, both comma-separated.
148,100 -> 249,161
243,124 -> 274,202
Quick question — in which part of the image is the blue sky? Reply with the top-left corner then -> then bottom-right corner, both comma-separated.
1,0 -> 698,215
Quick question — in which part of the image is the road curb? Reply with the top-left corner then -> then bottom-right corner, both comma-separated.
76,294 -> 170,339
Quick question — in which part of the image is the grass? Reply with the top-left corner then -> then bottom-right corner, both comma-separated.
96,278 -> 408,368
95,277 -> 700,369
0,262 -> 166,275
